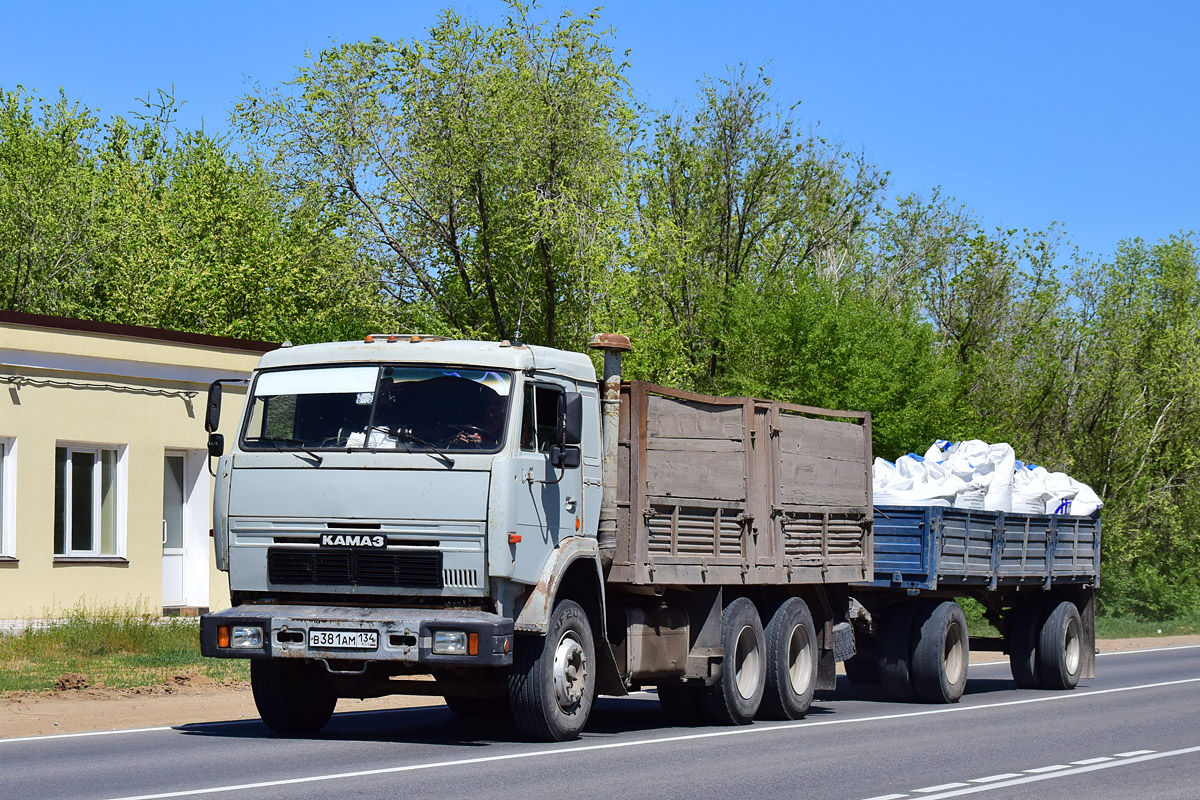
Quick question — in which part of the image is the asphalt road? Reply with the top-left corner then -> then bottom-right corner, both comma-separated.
6,644 -> 1199,800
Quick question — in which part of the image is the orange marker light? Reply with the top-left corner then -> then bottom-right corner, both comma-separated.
508,533 -> 521,544
575,518 -> 581,531
364,335 -> 375,343
217,626 -> 230,648
468,632 -> 479,656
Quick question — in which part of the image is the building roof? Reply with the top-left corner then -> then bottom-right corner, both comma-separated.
0,310 -> 278,354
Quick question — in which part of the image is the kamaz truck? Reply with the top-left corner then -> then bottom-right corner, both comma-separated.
199,333 -> 1097,741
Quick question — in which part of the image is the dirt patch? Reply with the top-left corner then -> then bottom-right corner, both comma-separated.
3,638 -> 1198,740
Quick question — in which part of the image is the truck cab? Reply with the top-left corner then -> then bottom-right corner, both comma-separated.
201,335 -> 605,740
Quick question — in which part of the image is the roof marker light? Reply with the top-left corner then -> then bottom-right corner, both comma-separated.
364,335 -> 375,343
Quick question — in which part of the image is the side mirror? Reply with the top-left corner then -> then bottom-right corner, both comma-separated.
205,382 -> 223,433
207,433 -> 225,458
560,392 -> 583,446
549,444 -> 581,470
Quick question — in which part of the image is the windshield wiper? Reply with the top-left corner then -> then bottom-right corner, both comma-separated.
255,436 -> 323,467
369,425 -> 455,468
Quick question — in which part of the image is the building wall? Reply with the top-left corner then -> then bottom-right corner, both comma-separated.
0,313 -> 273,618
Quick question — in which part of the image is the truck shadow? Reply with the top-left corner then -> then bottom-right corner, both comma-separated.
828,675 -> 1033,702
174,694 -> 838,746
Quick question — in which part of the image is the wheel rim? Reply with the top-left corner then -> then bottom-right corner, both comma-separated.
786,622 -> 814,695
1063,617 -> 1081,675
944,620 -> 965,686
733,624 -> 762,699
552,631 -> 588,711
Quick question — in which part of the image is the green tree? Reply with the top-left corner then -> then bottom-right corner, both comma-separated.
0,84 -> 384,343
626,67 -> 886,389
236,3 -> 637,348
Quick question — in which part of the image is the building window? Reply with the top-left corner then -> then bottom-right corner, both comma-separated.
54,444 -> 123,557
0,438 -> 13,559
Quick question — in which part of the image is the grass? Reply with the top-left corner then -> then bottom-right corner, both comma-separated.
1094,613 -> 1200,639
0,605 -> 248,694
959,596 -> 1200,640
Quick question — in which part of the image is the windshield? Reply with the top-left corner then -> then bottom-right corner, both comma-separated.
242,365 -> 513,453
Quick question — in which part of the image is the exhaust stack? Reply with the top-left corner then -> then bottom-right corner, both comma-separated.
588,333 -> 631,569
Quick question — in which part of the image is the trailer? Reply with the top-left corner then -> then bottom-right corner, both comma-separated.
845,504 -> 1100,702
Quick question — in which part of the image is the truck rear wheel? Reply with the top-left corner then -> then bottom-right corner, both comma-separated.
250,659 -> 336,735
878,601 -> 921,702
759,598 -> 817,720
508,599 -> 596,742
700,597 -> 765,725
1037,601 -> 1083,690
911,601 -> 969,703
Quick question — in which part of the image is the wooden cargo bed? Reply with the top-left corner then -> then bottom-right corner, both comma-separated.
608,382 -> 873,587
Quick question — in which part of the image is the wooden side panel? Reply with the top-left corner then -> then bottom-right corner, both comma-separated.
776,415 -> 869,508
608,381 -> 872,587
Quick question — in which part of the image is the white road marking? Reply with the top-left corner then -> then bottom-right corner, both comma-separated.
968,774 -> 1022,783
92,676 -> 1200,800
1024,764 -> 1069,773
1115,749 -> 1155,757
861,795 -> 909,800
1,726 -> 172,744
1070,757 -> 1113,765
915,783 -> 970,792
884,746 -> 1200,800
1095,644 -> 1200,658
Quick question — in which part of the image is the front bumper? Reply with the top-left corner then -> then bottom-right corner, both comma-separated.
200,604 -> 513,667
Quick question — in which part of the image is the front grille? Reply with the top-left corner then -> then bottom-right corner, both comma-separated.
268,548 -> 443,589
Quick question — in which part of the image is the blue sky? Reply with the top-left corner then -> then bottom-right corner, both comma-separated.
3,1 -> 1196,263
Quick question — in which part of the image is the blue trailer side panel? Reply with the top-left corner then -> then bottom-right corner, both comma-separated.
864,505 -> 1100,590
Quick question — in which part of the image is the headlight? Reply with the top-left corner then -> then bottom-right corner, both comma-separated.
230,625 -> 264,649
432,630 -> 467,655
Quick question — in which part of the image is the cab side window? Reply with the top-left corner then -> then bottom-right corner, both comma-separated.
520,384 -> 563,453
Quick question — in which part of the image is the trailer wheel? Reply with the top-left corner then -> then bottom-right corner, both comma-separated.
250,659 -> 336,735
759,598 -> 818,720
1037,601 -> 1083,690
657,682 -> 704,725
1007,605 -> 1045,689
508,599 -> 596,741
700,597 -> 766,725
878,601 -> 921,702
911,601 -> 969,703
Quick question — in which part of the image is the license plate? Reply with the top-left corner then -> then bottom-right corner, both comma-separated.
308,629 -> 379,650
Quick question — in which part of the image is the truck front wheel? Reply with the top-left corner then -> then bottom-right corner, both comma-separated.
250,659 -> 336,735
509,599 -> 596,741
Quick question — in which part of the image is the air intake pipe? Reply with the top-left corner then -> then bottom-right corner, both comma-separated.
587,333 -> 631,570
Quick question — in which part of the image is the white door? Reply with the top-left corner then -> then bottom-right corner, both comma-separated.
162,453 -> 187,608
511,381 -> 584,583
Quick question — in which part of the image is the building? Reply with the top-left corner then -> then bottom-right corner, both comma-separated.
0,311 -> 275,618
